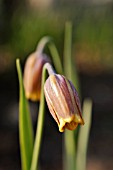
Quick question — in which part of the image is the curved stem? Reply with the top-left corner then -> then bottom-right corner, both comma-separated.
44,63 -> 55,75
36,36 -> 52,54
30,64 -> 48,170
36,36 -> 63,75
30,36 -> 63,170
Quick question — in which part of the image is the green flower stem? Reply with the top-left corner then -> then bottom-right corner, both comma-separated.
30,36 -> 63,170
76,99 -> 92,170
36,36 -> 52,54
36,35 -> 63,75
44,63 -> 55,75
30,65 -> 47,170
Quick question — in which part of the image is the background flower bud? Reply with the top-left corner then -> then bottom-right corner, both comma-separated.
24,52 -> 50,101
44,74 -> 84,132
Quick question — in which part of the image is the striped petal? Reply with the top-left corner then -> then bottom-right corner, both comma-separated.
44,74 -> 84,132
24,52 -> 50,101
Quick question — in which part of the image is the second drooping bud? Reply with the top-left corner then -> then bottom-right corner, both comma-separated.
24,52 -> 50,101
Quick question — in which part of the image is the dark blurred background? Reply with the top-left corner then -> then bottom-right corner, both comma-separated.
0,0 -> 113,169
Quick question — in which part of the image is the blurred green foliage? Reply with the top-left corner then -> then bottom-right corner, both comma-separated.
10,12 -> 64,61
74,5 -> 113,74
0,2 -> 113,73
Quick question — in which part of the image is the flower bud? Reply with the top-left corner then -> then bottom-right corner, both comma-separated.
24,52 -> 50,101
44,74 -> 84,132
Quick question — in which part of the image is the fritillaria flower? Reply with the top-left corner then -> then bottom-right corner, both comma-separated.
23,52 -> 50,101
44,71 -> 84,132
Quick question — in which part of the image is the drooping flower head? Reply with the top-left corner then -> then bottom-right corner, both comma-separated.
24,52 -> 50,101
44,67 -> 84,132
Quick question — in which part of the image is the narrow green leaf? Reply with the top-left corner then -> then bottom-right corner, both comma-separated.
63,22 -> 77,170
76,99 -> 92,170
64,22 -> 80,93
64,22 -> 72,79
16,59 -> 34,170
48,42 -> 63,74
30,64 -> 47,170
63,130 -> 76,170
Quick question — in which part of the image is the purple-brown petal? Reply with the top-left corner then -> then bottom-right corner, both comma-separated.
44,74 -> 84,132
24,52 -> 50,101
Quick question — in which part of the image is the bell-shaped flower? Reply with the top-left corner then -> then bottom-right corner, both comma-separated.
23,52 -> 50,101
44,73 -> 84,132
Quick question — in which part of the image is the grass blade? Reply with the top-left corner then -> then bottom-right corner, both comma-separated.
64,22 -> 72,79
63,130 -> 76,170
16,59 -> 34,170
63,22 -> 77,170
76,99 -> 92,170
64,22 -> 80,93
48,42 -> 63,74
